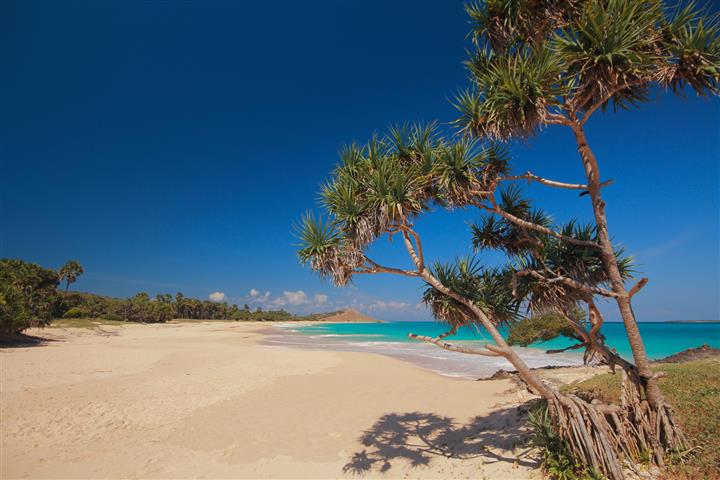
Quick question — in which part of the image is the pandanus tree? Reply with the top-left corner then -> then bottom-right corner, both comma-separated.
471,194 -> 694,476
453,0 -> 718,472
296,124 -> 540,368
296,124 -> 662,478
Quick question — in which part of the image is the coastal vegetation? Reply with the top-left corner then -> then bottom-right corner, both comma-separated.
0,258 -> 337,335
296,1 -> 719,478
507,311 -> 606,366
58,260 -> 84,291
58,290 -> 294,323
0,258 -> 60,335
58,290 -> 339,323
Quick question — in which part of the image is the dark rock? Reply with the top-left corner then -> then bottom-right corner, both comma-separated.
656,344 -> 720,363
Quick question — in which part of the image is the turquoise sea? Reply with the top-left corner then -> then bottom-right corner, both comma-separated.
264,321 -> 719,379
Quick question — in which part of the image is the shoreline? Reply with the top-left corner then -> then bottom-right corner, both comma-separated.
1,321 -> 552,479
264,321 -> 586,380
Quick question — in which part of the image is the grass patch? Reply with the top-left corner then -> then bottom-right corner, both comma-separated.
564,359 -> 720,479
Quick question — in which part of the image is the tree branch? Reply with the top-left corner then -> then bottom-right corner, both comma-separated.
500,172 -> 589,190
392,225 -> 554,398
587,298 -> 604,339
562,306 -> 636,374
361,257 -> 420,277
546,342 -> 586,354
408,333 -> 504,357
436,324 -> 459,340
516,269 -> 617,298
477,201 -> 601,249
546,112 -> 572,125
579,80 -> 644,126
628,277 -> 648,298
400,227 -> 425,270
500,172 -> 614,192
400,230 -> 424,271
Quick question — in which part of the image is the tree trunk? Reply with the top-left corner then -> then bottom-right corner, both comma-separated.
400,229 -> 652,478
414,274 -> 638,478
569,121 -> 688,465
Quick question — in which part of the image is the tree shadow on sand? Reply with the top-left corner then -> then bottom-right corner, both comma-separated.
0,332 -> 61,348
344,406 -> 538,475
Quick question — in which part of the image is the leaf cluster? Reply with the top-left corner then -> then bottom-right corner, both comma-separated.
421,258 -> 521,328
458,0 -> 720,139
295,123 -> 511,286
507,309 -> 587,346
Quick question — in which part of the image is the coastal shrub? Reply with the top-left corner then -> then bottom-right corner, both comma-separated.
0,258 -> 59,335
2,258 -> 340,328
62,306 -> 92,318
56,289 -> 314,324
508,311 -> 584,347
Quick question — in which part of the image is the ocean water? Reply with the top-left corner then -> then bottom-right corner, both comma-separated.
262,321 -> 719,379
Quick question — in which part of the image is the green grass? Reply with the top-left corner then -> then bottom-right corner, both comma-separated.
564,360 -> 720,480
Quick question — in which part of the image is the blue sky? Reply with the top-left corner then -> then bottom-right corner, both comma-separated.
2,1 -> 718,322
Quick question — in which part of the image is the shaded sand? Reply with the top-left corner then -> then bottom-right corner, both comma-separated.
1,322 -> 544,479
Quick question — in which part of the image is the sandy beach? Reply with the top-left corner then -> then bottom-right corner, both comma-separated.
1,321 -> 549,479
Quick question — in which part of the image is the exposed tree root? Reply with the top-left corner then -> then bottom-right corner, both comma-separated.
543,371 -> 689,480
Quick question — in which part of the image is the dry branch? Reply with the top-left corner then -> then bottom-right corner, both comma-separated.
407,333 -> 504,356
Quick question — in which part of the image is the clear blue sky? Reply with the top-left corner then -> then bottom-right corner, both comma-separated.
2,1 -> 718,321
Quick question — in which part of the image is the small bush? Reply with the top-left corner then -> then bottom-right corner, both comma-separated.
62,307 -> 91,318
100,313 -> 123,321
0,258 -> 59,334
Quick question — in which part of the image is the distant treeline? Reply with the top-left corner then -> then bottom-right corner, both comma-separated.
0,258 -> 335,336
61,291 -> 334,323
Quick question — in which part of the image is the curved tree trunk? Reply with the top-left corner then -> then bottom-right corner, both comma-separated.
409,316 -> 651,480
398,226 -> 685,479
408,277 -> 629,477
569,120 -> 688,465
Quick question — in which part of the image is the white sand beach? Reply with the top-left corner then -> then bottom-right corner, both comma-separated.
0,321 -> 547,479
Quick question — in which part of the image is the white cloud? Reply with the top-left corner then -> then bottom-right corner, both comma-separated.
314,293 -> 328,304
247,289 -> 270,303
366,300 -> 411,311
273,290 -> 311,307
208,291 -> 226,303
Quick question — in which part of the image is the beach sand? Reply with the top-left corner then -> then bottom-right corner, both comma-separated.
1,321 -> 547,479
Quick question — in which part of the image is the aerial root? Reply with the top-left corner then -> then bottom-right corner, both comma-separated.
548,385 -> 689,480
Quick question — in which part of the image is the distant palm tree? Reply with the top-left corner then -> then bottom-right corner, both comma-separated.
58,260 -> 84,291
